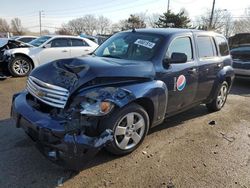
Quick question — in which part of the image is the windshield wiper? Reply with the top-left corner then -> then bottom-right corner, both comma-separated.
102,55 -> 121,59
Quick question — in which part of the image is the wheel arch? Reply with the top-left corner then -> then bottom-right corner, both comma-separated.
12,53 -> 35,69
133,97 -> 155,127
207,65 -> 234,102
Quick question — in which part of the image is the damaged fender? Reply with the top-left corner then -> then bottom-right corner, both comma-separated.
72,79 -> 168,127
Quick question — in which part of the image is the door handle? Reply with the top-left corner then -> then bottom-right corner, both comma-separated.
188,67 -> 197,74
62,50 -> 68,52
84,49 -> 89,52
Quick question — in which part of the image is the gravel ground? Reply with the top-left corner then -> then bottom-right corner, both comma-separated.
0,77 -> 249,188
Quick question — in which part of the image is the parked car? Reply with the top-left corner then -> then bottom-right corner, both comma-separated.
229,33 -> 250,77
4,35 -> 99,77
0,38 -> 33,72
11,28 -> 234,170
10,36 -> 38,43
80,34 -> 109,45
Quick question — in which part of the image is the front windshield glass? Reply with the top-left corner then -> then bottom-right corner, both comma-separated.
94,32 -> 162,61
29,36 -> 51,47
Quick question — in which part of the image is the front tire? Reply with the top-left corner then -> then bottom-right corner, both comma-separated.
206,81 -> 229,112
8,56 -> 32,77
101,103 -> 149,155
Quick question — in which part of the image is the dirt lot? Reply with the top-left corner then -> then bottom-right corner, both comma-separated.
0,77 -> 249,188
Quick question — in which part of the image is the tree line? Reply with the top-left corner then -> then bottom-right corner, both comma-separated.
0,17 -> 25,35
1,7 -> 250,37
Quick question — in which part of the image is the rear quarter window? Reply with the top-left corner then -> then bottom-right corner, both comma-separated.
71,38 -> 89,47
196,36 -> 217,58
215,36 -> 229,56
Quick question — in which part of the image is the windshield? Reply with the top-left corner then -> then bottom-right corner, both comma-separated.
94,32 -> 162,61
29,36 -> 51,47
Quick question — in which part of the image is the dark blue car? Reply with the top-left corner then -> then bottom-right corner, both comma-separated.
11,28 -> 234,169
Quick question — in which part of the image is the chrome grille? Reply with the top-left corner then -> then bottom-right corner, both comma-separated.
26,76 -> 69,108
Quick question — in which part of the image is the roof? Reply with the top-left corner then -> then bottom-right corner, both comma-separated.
43,35 -> 83,39
122,28 -> 224,37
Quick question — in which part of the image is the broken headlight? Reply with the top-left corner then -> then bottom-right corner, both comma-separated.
80,98 -> 114,116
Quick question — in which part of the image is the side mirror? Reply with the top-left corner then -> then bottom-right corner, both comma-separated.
163,52 -> 188,68
169,52 -> 187,64
43,43 -> 51,48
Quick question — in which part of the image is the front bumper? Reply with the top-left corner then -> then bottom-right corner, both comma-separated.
11,91 -> 113,170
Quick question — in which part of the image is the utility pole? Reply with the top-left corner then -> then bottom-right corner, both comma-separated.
208,0 -> 216,30
39,11 -> 44,36
167,0 -> 170,12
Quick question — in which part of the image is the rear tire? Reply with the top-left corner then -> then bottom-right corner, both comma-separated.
206,81 -> 229,112
100,103 -> 149,155
8,56 -> 32,77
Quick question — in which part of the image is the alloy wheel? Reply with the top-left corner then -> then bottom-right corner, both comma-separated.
13,59 -> 30,76
114,112 -> 146,150
217,84 -> 228,109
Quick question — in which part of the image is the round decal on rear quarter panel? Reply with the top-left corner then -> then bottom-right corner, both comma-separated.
176,75 -> 186,91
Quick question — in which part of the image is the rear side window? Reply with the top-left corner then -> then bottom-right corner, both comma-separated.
166,37 -> 193,61
71,38 -> 89,47
215,36 -> 229,56
196,36 -> 216,58
50,38 -> 70,47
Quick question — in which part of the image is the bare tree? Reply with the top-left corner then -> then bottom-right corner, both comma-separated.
233,7 -> 250,34
96,16 -> 111,35
233,19 -> 250,34
110,22 -> 124,33
55,24 -> 73,35
81,15 -> 98,35
67,18 -> 86,35
64,15 -> 98,35
196,9 -> 234,37
11,18 -> 24,35
146,13 -> 160,28
0,18 -> 10,33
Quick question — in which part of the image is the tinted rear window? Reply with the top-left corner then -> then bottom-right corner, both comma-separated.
215,36 -> 229,56
71,38 -> 89,46
49,38 -> 70,47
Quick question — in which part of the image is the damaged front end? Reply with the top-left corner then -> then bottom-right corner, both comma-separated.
12,91 -> 114,170
11,56 -> 154,169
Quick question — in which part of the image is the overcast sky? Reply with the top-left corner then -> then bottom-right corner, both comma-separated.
0,0 -> 250,32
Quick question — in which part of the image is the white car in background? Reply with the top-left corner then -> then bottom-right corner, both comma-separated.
10,36 -> 38,43
4,35 -> 99,76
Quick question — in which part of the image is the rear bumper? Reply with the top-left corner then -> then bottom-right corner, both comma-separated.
11,91 -> 113,170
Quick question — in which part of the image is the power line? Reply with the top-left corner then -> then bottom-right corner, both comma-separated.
45,0 -> 156,17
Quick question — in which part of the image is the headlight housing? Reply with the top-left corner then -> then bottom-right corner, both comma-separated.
80,98 -> 114,116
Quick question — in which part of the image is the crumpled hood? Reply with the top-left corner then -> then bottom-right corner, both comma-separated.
30,56 -> 155,92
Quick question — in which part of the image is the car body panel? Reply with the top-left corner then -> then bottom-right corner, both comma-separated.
11,28 -> 234,169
